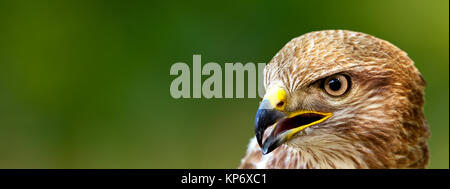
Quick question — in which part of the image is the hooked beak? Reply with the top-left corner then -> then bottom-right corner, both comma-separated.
254,86 -> 332,155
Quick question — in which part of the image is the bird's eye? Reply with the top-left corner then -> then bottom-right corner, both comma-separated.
322,74 -> 350,96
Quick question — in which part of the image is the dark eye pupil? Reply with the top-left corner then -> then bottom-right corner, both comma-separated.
328,78 -> 341,91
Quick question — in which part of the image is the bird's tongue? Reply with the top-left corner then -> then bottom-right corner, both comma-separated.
271,113 -> 326,136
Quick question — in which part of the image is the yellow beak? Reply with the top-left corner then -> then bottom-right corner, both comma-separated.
254,86 -> 332,154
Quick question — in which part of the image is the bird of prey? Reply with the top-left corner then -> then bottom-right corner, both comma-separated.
239,30 -> 429,169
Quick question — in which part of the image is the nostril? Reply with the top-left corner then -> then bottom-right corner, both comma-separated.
276,101 -> 285,107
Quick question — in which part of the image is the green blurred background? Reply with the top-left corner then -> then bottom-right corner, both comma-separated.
0,0 -> 448,168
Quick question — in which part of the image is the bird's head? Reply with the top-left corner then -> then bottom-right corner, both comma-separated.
255,30 -> 428,162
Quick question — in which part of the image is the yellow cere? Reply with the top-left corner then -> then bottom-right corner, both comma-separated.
263,86 -> 287,111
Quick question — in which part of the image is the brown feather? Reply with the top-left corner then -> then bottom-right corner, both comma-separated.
239,30 -> 429,169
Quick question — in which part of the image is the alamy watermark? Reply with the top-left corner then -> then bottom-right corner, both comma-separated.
170,55 -> 266,99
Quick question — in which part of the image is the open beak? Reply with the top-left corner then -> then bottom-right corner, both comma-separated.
255,86 -> 332,155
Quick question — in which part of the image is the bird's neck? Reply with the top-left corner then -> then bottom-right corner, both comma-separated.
284,133 -> 369,169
